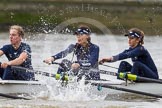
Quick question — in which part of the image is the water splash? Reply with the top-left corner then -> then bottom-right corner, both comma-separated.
35,76 -> 106,101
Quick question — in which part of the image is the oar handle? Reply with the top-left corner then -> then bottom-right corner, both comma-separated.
51,61 -> 61,65
43,60 -> 62,65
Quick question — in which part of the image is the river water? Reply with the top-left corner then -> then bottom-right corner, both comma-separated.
0,32 -> 162,108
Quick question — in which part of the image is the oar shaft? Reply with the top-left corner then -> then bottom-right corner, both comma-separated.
11,66 -> 68,81
11,66 -> 56,77
100,70 -> 162,84
101,64 -> 118,69
118,72 -> 162,84
137,76 -> 162,83
91,82 -> 162,98
99,70 -> 117,76
0,93 -> 30,100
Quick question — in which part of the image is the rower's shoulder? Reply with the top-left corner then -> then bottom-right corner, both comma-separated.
90,43 -> 99,48
21,42 -> 30,46
136,45 -> 147,51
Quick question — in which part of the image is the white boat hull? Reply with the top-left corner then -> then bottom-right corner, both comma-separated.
6,66 -> 161,98
0,80 -> 47,95
0,78 -> 162,98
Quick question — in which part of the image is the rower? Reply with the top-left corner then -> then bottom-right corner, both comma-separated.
44,24 -> 100,81
99,28 -> 159,80
0,25 -> 35,80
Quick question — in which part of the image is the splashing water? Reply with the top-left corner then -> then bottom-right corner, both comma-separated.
35,76 -> 106,101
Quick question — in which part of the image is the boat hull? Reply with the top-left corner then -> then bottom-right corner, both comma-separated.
0,79 -> 162,98
0,80 -> 47,95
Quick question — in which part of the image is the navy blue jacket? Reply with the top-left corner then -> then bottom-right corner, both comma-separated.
52,42 -> 99,68
112,45 -> 158,73
0,42 -> 33,69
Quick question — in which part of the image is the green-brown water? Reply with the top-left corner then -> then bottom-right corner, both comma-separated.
1,0 -> 162,35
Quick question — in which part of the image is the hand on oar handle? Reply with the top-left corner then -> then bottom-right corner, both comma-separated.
99,57 -> 112,64
51,61 -> 62,65
43,57 -> 55,65
43,60 -> 51,65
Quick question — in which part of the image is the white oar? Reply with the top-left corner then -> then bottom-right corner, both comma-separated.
99,70 -> 162,84
89,82 -> 162,98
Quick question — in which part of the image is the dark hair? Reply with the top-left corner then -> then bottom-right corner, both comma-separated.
77,24 -> 91,42
128,28 -> 144,45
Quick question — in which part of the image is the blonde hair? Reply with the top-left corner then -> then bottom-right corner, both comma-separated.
10,25 -> 24,38
129,28 -> 144,45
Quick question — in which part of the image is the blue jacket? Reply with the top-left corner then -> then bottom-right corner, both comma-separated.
52,42 -> 99,68
112,45 -> 158,73
0,42 -> 33,69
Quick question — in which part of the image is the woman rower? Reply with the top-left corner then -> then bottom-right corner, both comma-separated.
44,24 -> 100,80
99,28 -> 159,79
